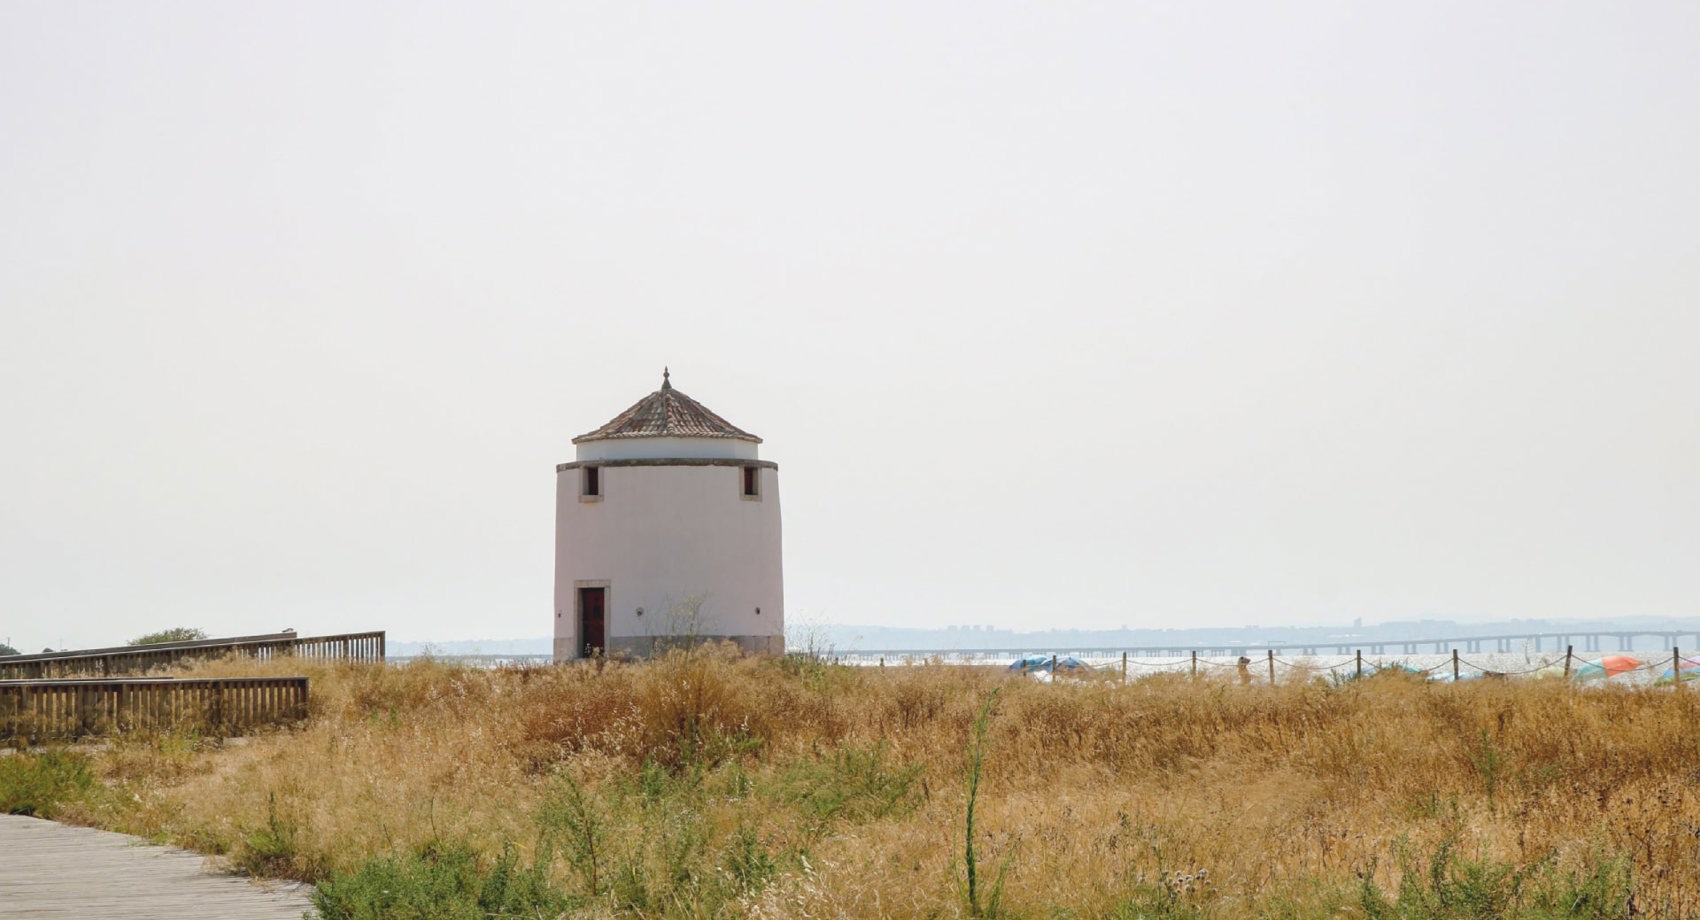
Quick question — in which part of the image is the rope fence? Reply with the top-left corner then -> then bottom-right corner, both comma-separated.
847,644 -> 1700,689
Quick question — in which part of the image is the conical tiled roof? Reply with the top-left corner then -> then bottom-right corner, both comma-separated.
573,370 -> 761,444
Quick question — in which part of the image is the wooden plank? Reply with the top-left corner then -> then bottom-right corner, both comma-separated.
0,814 -> 315,918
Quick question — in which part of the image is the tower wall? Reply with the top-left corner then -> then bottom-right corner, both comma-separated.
553,461 -> 783,660
575,437 -> 759,462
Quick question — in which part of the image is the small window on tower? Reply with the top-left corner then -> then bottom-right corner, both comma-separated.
741,466 -> 760,499
582,466 -> 601,498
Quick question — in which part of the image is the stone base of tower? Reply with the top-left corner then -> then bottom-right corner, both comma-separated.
554,634 -> 784,662
611,634 -> 785,659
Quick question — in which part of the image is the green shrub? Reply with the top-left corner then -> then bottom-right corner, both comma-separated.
234,793 -> 305,878
311,839 -> 572,920
722,822 -> 777,894
1526,853 -> 1634,920
775,741 -> 923,830
1357,841 -> 1633,920
127,627 -> 208,646
963,690 -> 1009,919
1465,730 -> 1507,809
536,772 -> 606,895
539,758 -> 788,918
0,749 -> 94,818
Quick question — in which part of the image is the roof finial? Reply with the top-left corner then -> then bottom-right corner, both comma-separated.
662,366 -> 671,389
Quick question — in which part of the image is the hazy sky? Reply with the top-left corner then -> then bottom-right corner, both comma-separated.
3,1 -> 1697,651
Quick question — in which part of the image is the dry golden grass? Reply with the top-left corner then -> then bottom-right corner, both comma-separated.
41,648 -> 1700,917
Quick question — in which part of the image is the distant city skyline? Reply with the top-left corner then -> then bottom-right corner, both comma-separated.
4,2 -> 1697,651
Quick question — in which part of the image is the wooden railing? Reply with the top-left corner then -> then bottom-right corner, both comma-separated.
290,631 -> 386,662
0,630 -> 384,680
0,676 -> 310,741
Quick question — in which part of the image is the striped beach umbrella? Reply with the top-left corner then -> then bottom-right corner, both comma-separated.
1572,655 -> 1643,681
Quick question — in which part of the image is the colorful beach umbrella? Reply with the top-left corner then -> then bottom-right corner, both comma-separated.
1572,655 -> 1643,681
1655,658 -> 1700,684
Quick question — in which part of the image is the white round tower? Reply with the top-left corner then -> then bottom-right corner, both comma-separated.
553,370 -> 784,660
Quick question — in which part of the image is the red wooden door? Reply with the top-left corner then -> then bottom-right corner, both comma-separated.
579,587 -> 605,657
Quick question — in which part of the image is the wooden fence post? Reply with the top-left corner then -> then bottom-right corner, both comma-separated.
1191,651 -> 1198,680
1267,650 -> 1275,687
1563,645 -> 1573,679
1452,649 -> 1460,682
1121,652 -> 1128,684
1356,649 -> 1363,680
1674,647 -> 1682,688
1050,654 -> 1058,679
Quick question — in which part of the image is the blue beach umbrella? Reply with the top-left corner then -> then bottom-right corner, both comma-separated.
1052,656 -> 1094,674
1008,655 -> 1096,675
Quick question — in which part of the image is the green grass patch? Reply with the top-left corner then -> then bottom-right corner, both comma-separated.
0,749 -> 95,818
774,741 -> 923,830
1357,841 -> 1632,920
311,839 -> 575,920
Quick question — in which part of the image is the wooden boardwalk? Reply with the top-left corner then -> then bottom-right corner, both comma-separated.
0,814 -> 315,918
